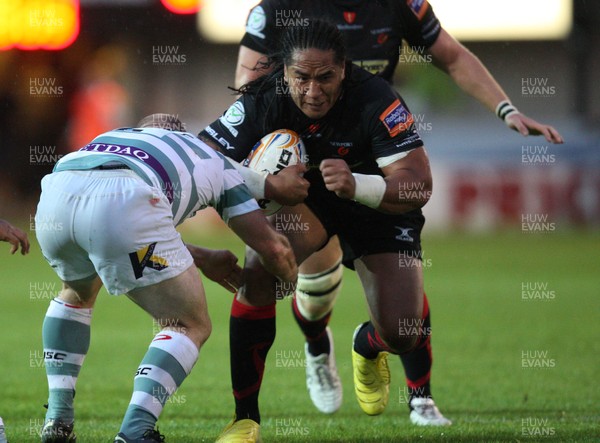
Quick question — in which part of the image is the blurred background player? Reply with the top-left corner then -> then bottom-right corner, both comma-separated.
0,219 -> 29,255
35,114 -> 297,443
234,0 -> 564,425
200,20 -> 441,442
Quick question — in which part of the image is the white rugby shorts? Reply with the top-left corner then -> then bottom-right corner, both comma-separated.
35,169 -> 193,295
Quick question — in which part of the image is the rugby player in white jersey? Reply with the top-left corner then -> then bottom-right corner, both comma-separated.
34,114 -> 305,443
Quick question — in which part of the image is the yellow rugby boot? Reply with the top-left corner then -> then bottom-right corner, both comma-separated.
352,325 -> 391,415
215,417 -> 261,443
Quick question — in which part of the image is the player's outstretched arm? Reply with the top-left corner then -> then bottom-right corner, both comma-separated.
428,29 -> 564,144
320,147 -> 432,214
228,210 -> 298,283
0,219 -> 30,255
186,245 -> 242,293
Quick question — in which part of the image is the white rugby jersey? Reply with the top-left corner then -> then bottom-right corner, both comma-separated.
54,127 -> 259,226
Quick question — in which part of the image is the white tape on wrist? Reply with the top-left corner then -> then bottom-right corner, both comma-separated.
495,99 -> 520,123
352,173 -> 386,209
226,158 -> 267,199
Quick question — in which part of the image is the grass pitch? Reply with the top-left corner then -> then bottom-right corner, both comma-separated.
1,221 -> 598,442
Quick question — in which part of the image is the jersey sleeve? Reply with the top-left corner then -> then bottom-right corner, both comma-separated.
398,0 -> 442,50
192,154 -> 260,224
215,153 -> 261,223
239,0 -> 281,55
198,94 -> 264,163
368,90 -> 424,163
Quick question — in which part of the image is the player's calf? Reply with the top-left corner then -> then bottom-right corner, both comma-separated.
42,299 -> 92,439
117,330 -> 198,440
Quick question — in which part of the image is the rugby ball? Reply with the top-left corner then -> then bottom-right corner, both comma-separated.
243,129 -> 306,215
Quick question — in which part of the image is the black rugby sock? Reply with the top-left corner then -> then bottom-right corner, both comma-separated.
353,321 -> 391,359
291,296 -> 331,356
229,298 -> 276,424
400,293 -> 433,401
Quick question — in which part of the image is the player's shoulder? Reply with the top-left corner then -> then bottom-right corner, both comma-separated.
240,76 -> 281,112
346,65 -> 398,103
398,0 -> 430,16
97,127 -> 174,139
108,127 -> 221,161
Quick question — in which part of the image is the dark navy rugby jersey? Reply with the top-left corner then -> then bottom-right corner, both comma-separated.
240,0 -> 442,82
200,64 -> 423,178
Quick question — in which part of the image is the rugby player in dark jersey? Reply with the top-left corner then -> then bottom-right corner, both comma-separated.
232,0 -> 564,426
199,20 -> 438,442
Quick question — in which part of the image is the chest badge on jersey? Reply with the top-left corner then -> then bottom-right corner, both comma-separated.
220,101 -> 245,137
377,33 -> 389,45
246,5 -> 266,38
379,99 -> 414,138
343,11 -> 356,24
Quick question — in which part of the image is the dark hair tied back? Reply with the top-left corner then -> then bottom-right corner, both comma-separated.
233,19 -> 346,95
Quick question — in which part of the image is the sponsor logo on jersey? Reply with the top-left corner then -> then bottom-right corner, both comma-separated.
338,23 -> 363,31
379,99 -> 414,137
395,134 -> 420,149
80,142 -> 175,202
407,0 -> 429,20
377,33 -> 389,45
395,227 -> 414,242
343,11 -> 356,24
246,6 -> 266,39
329,141 -> 352,156
129,242 -> 169,279
220,101 -> 245,137
354,59 -> 389,75
204,125 -> 234,150
370,27 -> 393,35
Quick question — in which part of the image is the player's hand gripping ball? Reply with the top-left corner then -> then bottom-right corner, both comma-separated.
243,129 -> 307,215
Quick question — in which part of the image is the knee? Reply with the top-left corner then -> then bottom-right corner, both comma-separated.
178,318 -> 211,349
195,318 -> 212,347
295,262 -> 343,320
238,249 -> 280,305
377,317 -> 421,354
190,305 -> 213,347
165,308 -> 212,349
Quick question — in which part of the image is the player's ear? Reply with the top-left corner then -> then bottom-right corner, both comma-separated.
340,62 -> 346,81
283,65 -> 289,84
